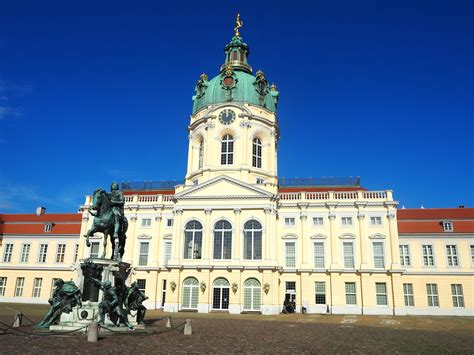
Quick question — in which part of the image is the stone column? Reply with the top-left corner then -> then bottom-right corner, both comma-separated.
328,211 -> 337,269
154,214 -> 162,266
357,212 -> 367,269
204,208 -> 212,262
264,207 -> 272,262
299,212 -> 308,268
387,211 -> 400,269
127,213 -> 138,265
233,208 -> 242,261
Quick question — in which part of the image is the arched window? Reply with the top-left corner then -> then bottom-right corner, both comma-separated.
213,220 -> 232,259
243,220 -> 262,260
221,134 -> 234,165
184,220 -> 203,259
182,277 -> 199,309
198,140 -> 204,169
212,278 -> 230,310
252,138 -> 262,168
243,278 -> 261,311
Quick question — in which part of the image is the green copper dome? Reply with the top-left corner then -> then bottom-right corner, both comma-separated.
192,33 -> 279,114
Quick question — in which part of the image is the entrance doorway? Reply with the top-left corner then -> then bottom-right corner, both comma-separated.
284,281 -> 296,313
212,278 -> 230,310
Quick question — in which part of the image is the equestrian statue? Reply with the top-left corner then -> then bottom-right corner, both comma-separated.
84,182 -> 128,260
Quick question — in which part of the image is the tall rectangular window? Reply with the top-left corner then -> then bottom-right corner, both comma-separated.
373,242 -> 385,269
313,242 -> 325,268
138,242 -> 149,266
446,245 -> 459,266
343,242 -> 354,268
141,218 -> 151,228
0,277 -> 6,296
15,277 -> 25,297
74,244 -> 79,262
50,278 -> 59,297
403,283 -> 414,306
426,284 -> 439,307
313,217 -> 324,226
399,245 -> 410,266
451,284 -> 464,307
3,244 -> 13,262
56,244 -> 66,263
375,282 -> 388,306
422,245 -> 435,266
221,134 -> 234,165
285,242 -> 296,268
20,244 -> 31,263
164,241 -> 172,266
32,278 -> 42,298
345,282 -> 357,305
136,279 -> 146,293
315,282 -> 326,304
89,242 -> 99,258
38,244 -> 48,263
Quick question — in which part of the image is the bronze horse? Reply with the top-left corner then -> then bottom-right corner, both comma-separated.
84,189 -> 127,260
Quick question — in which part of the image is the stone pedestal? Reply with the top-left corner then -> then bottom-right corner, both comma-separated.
50,258 -> 137,332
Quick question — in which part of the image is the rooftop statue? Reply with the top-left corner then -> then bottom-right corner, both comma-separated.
234,13 -> 243,37
35,279 -> 82,328
84,182 -> 128,260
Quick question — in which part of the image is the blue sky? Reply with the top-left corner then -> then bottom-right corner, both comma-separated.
0,0 -> 472,213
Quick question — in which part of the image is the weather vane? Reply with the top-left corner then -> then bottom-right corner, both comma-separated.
234,13 -> 243,36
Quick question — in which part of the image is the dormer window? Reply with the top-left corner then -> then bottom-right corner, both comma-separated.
44,223 -> 53,232
442,221 -> 453,232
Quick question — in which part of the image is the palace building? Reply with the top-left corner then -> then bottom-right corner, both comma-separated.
0,22 -> 473,316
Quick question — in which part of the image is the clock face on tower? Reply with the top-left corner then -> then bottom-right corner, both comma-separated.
218,109 -> 236,125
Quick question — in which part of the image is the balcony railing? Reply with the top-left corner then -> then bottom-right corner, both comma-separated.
123,194 -> 175,204
278,190 -> 391,202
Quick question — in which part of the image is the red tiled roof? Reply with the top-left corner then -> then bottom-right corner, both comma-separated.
0,213 -> 82,223
397,208 -> 474,234
0,213 -> 81,236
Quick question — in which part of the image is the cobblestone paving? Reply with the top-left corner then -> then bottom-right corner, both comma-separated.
0,304 -> 473,354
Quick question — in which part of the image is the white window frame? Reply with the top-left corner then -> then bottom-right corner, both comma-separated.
136,279 -> 146,294
342,241 -> 355,269
89,242 -> 100,259
38,244 -> 48,263
370,216 -> 383,226
426,283 -> 439,307
375,282 -> 388,306
184,220 -> 203,260
422,244 -> 435,267
442,221 -> 453,232
166,218 -> 174,228
213,220 -> 232,260
399,244 -> 411,267
221,134 -> 234,165
15,277 -> 25,297
243,220 -> 263,261
312,217 -> 324,226
252,138 -> 262,168
284,217 -> 296,227
198,140 -> 204,169
138,242 -> 149,266
315,281 -> 326,305
163,240 -> 172,266
32,278 -> 43,298
403,283 -> 415,306
313,241 -> 325,269
451,284 -> 464,308
0,277 -> 7,296
372,241 -> 385,269
341,216 -> 353,226
141,218 -> 152,228
345,282 -> 357,305
285,241 -> 296,268
44,223 -> 53,232
20,244 -> 31,263
445,244 -> 459,267
56,244 -> 66,263
3,243 -> 13,263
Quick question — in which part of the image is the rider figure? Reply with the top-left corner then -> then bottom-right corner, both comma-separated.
108,182 -> 125,239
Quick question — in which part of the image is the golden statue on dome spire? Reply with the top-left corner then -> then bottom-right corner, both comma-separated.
234,13 -> 243,36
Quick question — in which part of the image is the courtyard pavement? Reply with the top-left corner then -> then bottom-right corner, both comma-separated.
0,303 -> 473,354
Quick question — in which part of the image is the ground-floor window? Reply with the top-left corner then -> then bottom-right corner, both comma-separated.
315,282 -> 326,304
212,278 -> 230,310
15,277 -> 24,297
182,277 -> 199,309
0,277 -> 6,296
375,282 -> 388,306
161,279 -> 167,307
403,283 -> 414,306
136,279 -> 146,293
451,284 -> 464,308
243,278 -> 261,311
426,284 -> 439,307
32,278 -> 42,298
345,282 -> 357,305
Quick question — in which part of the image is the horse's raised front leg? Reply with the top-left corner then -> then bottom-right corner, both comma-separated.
84,226 -> 98,247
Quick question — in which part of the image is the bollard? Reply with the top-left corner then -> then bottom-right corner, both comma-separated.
12,313 -> 22,328
183,319 -> 192,335
165,316 -> 172,328
87,321 -> 99,342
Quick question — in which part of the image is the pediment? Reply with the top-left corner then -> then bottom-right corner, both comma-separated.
175,175 -> 274,200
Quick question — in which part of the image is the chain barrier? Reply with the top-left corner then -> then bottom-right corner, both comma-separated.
98,321 -> 186,336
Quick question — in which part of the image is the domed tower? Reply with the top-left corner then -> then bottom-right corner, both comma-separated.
185,14 -> 280,193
